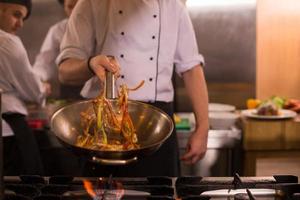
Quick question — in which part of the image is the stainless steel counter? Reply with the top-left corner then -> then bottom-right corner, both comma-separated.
176,112 -> 242,177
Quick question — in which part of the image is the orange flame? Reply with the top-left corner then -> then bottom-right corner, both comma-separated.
83,180 -> 96,198
83,179 -> 125,200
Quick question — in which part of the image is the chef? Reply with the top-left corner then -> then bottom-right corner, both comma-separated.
0,0 -> 48,175
57,0 -> 209,177
33,0 -> 80,99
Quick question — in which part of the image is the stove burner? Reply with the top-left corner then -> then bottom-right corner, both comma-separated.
176,175 -> 299,199
20,175 -> 46,185
4,176 -> 174,200
246,188 -> 256,200
234,193 -> 251,200
233,173 -> 244,189
3,175 -> 300,200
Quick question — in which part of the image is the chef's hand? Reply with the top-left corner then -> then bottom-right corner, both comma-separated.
181,128 -> 208,164
89,55 -> 120,81
42,82 -> 52,97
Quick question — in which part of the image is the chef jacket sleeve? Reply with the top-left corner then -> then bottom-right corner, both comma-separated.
0,37 -> 46,105
56,0 -> 95,64
33,24 -> 61,81
174,6 -> 205,76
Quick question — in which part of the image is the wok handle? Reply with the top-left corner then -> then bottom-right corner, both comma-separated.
105,56 -> 116,99
92,156 -> 138,165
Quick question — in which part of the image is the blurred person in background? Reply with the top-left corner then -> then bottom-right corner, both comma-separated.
33,0 -> 80,100
0,0 -> 49,175
57,0 -> 209,177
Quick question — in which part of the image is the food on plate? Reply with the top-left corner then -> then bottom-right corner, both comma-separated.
76,80 -> 144,151
256,100 -> 280,116
246,98 -> 261,109
284,99 -> 300,113
246,96 -> 287,110
246,96 -> 293,116
270,96 -> 286,108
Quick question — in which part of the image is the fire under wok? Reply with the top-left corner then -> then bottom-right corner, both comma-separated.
50,99 -> 174,165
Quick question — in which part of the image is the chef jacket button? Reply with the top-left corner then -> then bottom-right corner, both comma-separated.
120,54 -> 124,58
119,10 -> 123,14
152,36 -> 155,39
153,14 -> 157,18
121,75 -> 125,79
121,32 -> 125,35
149,78 -> 153,81
150,57 -> 153,60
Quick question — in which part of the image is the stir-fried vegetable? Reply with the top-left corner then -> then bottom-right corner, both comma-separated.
76,80 -> 144,151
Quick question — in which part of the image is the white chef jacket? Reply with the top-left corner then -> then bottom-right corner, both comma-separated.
0,29 -> 46,136
57,0 -> 204,102
33,19 -> 68,82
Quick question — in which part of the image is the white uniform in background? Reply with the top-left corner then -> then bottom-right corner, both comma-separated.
33,19 -> 68,97
0,29 -> 46,136
34,18 -> 83,99
34,19 -> 67,82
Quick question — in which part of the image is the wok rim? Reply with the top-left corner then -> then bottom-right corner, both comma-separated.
50,99 -> 174,154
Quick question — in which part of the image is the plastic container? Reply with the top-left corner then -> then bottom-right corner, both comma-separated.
209,112 -> 239,130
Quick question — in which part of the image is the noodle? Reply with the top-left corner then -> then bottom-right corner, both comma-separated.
76,80 -> 144,151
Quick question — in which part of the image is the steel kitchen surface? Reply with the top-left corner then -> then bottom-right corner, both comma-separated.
3,174 -> 300,199
176,112 -> 242,177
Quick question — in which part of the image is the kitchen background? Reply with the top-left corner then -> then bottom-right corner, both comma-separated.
15,0 -> 300,177
19,0 -> 256,110
18,0 -> 300,104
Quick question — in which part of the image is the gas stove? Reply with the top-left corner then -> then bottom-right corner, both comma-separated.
2,174 -> 300,200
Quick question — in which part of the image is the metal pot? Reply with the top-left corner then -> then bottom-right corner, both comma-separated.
50,99 -> 174,165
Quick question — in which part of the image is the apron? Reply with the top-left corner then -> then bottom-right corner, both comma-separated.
2,113 -> 44,175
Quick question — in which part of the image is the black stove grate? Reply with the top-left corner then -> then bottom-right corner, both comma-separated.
4,176 -> 174,200
176,175 -> 299,200
4,175 -> 300,200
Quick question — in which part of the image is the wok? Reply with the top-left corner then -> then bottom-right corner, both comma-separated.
50,99 -> 174,165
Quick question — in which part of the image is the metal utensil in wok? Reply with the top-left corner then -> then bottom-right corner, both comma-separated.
50,72 -> 173,165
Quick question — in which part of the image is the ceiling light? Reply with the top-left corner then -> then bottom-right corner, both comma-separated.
186,0 -> 255,8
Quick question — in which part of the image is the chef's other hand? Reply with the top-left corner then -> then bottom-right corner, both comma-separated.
42,82 -> 52,97
89,55 -> 120,81
181,128 -> 208,164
